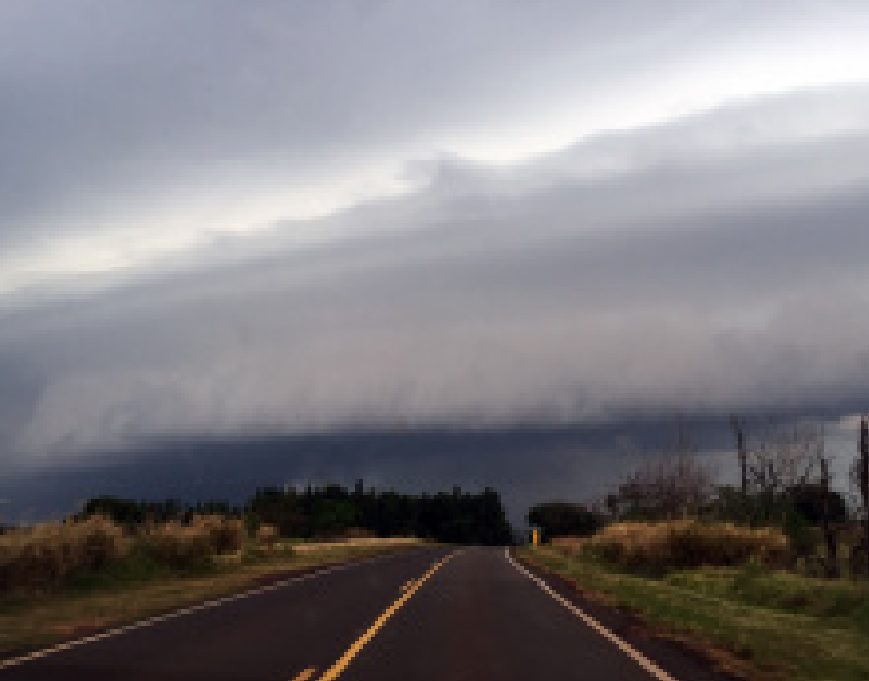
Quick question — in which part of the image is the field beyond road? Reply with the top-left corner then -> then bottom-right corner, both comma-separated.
520,545 -> 869,681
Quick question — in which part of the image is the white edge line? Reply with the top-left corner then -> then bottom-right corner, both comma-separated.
504,548 -> 679,681
0,549 -> 424,672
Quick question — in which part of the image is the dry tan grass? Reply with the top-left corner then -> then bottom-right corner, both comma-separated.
254,524 -> 279,548
139,515 -> 244,569
291,537 -> 422,553
0,514 -> 248,594
0,516 -> 129,593
190,515 -> 245,553
139,521 -> 213,568
549,536 -> 587,555
578,520 -> 789,571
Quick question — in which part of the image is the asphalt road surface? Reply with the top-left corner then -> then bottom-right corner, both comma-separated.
1,547 -> 727,681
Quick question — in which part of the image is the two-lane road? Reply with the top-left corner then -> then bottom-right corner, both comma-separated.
1,547 -> 725,680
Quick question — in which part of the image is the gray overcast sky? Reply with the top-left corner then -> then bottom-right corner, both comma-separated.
2,1 -> 869,464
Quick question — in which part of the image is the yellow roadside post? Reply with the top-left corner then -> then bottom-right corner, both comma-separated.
531,527 -> 540,546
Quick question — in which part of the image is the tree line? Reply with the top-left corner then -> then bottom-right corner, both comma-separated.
82,481 -> 513,545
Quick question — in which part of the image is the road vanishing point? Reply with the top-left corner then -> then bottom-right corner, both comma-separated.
1,547 -> 729,680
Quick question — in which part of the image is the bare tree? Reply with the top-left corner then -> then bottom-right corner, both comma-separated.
817,435 -> 838,577
747,421 -> 821,499
614,421 -> 715,520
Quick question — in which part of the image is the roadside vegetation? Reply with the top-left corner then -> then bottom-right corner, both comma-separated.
523,415 -> 869,681
521,541 -> 869,681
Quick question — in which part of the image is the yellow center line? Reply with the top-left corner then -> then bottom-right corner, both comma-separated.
317,551 -> 458,681
290,667 -> 317,681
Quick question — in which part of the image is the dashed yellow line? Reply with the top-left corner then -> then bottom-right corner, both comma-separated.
317,551 -> 457,681
290,667 -> 317,681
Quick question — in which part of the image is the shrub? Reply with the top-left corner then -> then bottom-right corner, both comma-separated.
138,521 -> 213,570
255,523 -> 279,548
0,516 -> 128,594
190,515 -> 245,554
138,515 -> 244,569
582,520 -> 789,573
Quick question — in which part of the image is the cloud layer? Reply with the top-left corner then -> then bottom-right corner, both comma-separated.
2,2 -> 869,464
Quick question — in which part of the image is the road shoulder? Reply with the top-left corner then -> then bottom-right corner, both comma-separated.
511,547 -> 745,681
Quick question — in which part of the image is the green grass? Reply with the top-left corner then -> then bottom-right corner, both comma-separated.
520,546 -> 869,681
0,541 -> 421,657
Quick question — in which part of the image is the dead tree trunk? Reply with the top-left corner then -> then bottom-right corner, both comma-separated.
730,415 -> 748,499
861,415 -> 869,576
819,455 -> 838,578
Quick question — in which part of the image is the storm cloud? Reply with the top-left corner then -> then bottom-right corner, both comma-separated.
2,1 -> 869,471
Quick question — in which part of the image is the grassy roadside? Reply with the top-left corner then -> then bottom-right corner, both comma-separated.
519,546 -> 869,681
0,541 -> 423,658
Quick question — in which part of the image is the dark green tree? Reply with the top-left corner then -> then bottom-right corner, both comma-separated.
527,502 -> 603,540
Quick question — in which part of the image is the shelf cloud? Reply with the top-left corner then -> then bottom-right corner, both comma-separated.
2,1 -> 869,466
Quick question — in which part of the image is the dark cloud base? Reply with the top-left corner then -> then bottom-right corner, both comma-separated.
1,422 -> 724,527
